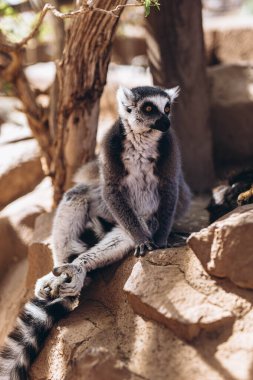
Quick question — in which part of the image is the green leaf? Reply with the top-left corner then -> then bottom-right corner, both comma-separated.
144,0 -> 151,17
143,0 -> 160,17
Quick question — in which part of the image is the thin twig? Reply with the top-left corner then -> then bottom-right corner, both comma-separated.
0,1 -> 148,51
110,2 -> 143,15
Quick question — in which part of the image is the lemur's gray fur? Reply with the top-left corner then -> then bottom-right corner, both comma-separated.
0,86 -> 191,379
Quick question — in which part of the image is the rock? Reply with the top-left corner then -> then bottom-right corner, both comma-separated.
0,259 -> 28,346
29,237 -> 253,380
188,204 -> 253,289
0,122 -> 32,144
0,97 -> 31,144
65,347 -> 141,380
0,96 -> 26,125
124,260 -> 234,341
4,196 -> 253,380
204,15 -> 253,64
208,64 -> 253,175
26,212 -> 54,291
0,178 -> 52,279
0,139 -> 44,209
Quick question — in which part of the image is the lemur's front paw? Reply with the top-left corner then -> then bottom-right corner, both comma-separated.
35,272 -> 66,300
53,264 -> 86,298
167,231 -> 190,248
134,241 -> 157,257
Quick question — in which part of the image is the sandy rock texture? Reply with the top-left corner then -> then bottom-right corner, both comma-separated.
27,212 -> 54,291
1,196 -> 253,379
0,179 -> 53,345
0,178 -> 52,279
30,240 -> 253,380
6,198 -> 247,380
124,259 -> 234,341
188,204 -> 253,290
0,139 -> 44,209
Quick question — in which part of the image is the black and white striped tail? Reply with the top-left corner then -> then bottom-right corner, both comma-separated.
0,297 -> 76,380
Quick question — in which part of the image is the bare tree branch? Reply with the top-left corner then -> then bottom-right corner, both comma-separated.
1,1 -> 145,53
0,0 -> 148,184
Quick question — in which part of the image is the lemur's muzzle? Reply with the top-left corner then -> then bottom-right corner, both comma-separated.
152,115 -> 170,132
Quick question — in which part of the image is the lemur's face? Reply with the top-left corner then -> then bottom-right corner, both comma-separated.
117,85 -> 180,133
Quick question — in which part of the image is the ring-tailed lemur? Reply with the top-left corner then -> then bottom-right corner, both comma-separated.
0,85 -> 191,379
207,167 -> 253,223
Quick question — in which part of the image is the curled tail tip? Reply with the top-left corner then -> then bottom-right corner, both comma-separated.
0,296 -> 77,379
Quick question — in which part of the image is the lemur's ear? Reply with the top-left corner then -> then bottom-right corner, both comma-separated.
117,87 -> 135,107
165,86 -> 180,103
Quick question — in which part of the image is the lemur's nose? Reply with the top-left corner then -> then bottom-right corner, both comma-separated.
153,115 -> 170,132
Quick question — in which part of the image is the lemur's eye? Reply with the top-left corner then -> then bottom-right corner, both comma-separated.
164,104 -> 170,114
142,102 -> 157,115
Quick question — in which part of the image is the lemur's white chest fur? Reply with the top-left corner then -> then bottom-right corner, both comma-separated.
121,129 -> 161,219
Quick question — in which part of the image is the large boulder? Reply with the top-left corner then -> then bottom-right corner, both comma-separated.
124,259 -> 234,341
207,64 -> 253,175
0,139 -> 44,209
0,259 -> 28,345
0,97 -> 31,144
0,178 -> 52,279
188,204 -> 253,289
3,196 -> 253,380
0,179 -> 53,346
26,212 -> 54,291
65,347 -> 142,380
29,239 -> 253,380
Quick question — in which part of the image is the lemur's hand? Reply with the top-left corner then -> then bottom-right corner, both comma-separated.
134,240 -> 157,257
35,271 -> 67,300
53,264 -> 87,298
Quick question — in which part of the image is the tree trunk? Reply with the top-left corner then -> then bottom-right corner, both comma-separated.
146,0 -> 215,192
53,0 -> 127,204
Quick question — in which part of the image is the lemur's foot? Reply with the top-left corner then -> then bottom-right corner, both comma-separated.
134,241 -> 157,257
35,272 -> 67,300
237,185 -> 253,206
53,264 -> 87,297
167,231 -> 190,248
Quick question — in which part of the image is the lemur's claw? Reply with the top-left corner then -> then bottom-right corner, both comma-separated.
134,241 -> 156,257
53,264 -> 86,298
35,272 -> 66,300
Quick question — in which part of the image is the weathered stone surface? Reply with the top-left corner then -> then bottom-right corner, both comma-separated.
188,204 -> 253,289
0,259 -> 28,345
0,139 -> 44,209
3,196 -> 253,380
124,260 -> 234,341
0,96 -> 31,145
29,239 -> 253,380
207,64 -> 253,174
0,178 -> 52,279
65,347 -> 142,380
26,212 -> 54,291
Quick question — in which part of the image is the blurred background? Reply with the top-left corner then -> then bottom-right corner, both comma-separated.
1,0 -> 253,205
0,2 -> 253,378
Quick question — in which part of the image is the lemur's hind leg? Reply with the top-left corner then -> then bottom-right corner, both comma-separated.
52,184 -> 92,266
53,227 -> 135,297
35,184 -> 95,300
